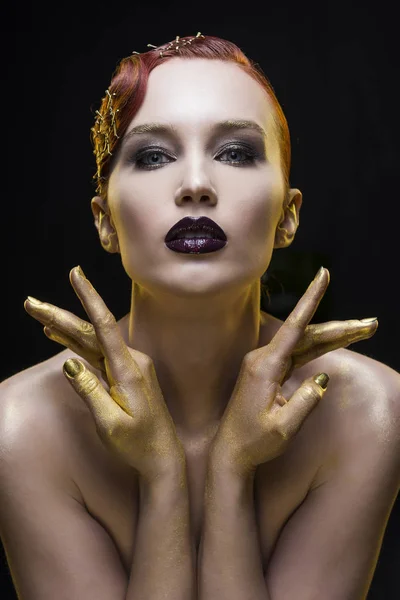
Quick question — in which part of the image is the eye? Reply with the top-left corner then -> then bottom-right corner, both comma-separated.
133,147 -> 174,170
216,144 -> 258,166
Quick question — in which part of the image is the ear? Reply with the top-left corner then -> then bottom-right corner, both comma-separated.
90,196 -> 120,254
273,188 -> 303,249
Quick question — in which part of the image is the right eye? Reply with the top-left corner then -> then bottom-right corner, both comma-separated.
133,148 -> 175,170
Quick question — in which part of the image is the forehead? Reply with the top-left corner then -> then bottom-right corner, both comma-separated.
129,58 -> 276,134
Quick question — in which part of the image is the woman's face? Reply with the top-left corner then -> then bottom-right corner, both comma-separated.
104,58 -> 288,299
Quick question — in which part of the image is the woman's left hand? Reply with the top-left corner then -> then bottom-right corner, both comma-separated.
209,267 -> 379,477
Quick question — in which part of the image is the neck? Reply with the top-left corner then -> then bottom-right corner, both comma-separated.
118,281 -> 279,442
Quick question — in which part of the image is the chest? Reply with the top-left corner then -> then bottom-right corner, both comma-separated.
72,412 -> 323,575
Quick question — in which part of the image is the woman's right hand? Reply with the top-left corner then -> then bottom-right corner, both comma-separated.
24,266 -> 185,484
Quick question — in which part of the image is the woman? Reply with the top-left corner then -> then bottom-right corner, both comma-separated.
0,33 -> 399,600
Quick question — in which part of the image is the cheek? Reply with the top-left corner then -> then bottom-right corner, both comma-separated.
230,169 -> 284,240
108,175 -> 155,243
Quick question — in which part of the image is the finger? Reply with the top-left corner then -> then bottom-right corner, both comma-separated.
44,326 -> 106,373
292,318 -> 379,367
275,373 -> 329,440
69,266 -> 141,386
24,297 -> 100,355
63,358 -> 131,432
265,267 -> 330,381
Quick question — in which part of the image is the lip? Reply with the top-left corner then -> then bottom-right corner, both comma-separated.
165,216 -> 227,243
165,238 -> 227,254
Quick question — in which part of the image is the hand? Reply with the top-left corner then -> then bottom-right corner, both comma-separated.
25,266 -> 184,483
210,267 -> 379,477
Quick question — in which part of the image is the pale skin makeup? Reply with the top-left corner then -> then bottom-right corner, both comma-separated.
91,57 -> 303,442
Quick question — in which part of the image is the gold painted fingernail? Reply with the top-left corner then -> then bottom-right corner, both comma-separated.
313,372 -> 330,389
63,358 -> 83,378
27,296 -> 43,306
75,265 -> 86,279
360,317 -> 378,323
306,267 -> 325,292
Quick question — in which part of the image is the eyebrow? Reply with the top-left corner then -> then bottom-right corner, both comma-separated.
121,119 -> 267,145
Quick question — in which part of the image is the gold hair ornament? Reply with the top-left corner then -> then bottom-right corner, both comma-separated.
92,88 -> 120,190
132,32 -> 205,57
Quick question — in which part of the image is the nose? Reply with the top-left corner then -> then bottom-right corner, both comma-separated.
174,156 -> 218,206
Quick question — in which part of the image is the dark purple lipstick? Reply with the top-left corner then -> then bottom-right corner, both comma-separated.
165,216 -> 227,254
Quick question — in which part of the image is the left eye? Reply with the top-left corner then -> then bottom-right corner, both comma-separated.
217,145 -> 256,165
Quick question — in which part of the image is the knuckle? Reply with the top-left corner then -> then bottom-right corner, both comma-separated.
47,305 -> 58,328
131,349 -> 154,370
311,380 -> 326,395
141,354 -> 154,370
265,353 -> 289,374
267,415 -> 289,440
77,374 -> 101,395
301,383 -> 316,397
79,320 -> 95,335
100,311 -> 117,331
244,358 -> 262,378
242,352 -> 255,369
242,351 -> 265,377
122,368 -> 144,386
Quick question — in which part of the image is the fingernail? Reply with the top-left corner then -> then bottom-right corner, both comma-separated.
313,372 -> 329,389
63,358 -> 83,378
75,265 -> 86,279
315,266 -> 324,280
26,296 -> 43,306
360,317 -> 378,324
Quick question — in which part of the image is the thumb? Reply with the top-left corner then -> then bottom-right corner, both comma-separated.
63,358 -> 121,433
277,373 -> 329,439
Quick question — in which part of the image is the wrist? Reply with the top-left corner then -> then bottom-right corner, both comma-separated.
140,457 -> 188,491
208,441 -> 256,482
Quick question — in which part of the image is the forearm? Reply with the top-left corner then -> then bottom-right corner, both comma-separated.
125,462 -> 196,600
198,457 -> 270,600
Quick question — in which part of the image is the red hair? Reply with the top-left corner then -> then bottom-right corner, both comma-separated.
91,34 -> 291,200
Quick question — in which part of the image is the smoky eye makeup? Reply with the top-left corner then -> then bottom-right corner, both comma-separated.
121,132 -> 267,170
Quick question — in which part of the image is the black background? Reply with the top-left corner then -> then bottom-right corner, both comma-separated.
2,1 -> 399,598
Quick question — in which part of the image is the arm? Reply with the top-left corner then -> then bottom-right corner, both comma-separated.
199,419 -> 400,600
198,458 -> 269,600
126,462 -> 196,600
0,384 -> 196,600
0,387 -> 129,600
199,375 -> 400,600
261,380 -> 400,600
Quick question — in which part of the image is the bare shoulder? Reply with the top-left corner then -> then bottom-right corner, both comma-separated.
0,350 -> 94,500
309,347 -> 400,487
0,349 -> 94,433
318,347 -> 400,429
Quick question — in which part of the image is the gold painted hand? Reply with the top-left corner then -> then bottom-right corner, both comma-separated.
25,267 -> 184,482
210,267 -> 379,476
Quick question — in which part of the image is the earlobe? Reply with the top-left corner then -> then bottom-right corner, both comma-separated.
274,188 -> 303,249
90,196 -> 120,254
